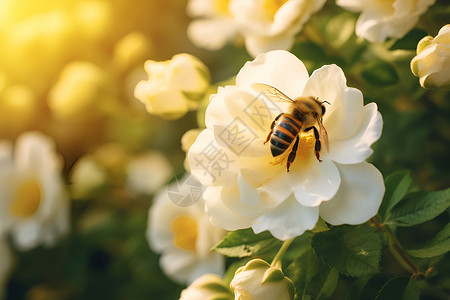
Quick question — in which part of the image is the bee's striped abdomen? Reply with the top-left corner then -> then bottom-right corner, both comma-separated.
270,115 -> 302,157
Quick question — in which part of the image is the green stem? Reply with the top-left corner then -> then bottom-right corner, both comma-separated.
371,218 -> 424,278
271,238 -> 295,269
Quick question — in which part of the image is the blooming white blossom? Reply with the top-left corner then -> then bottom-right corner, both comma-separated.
336,0 -> 435,42
411,24 -> 450,89
230,259 -> 294,300
187,0 -> 326,57
179,273 -> 234,300
134,53 -> 210,119
188,50 -> 384,240
229,0 -> 326,57
0,132 -> 70,250
186,0 -> 239,50
126,152 -> 173,195
146,175 -> 225,284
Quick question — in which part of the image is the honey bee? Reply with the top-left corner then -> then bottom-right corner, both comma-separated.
252,83 -> 329,172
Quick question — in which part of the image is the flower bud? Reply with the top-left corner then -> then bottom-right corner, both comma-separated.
230,259 -> 294,300
179,274 -> 234,300
134,53 -> 210,119
411,24 -> 450,90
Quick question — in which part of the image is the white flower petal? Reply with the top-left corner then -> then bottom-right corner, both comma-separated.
326,103 -> 382,164
188,129 -> 238,186
303,65 -> 382,163
187,19 -> 237,50
204,186 -> 255,231
244,34 -> 294,58
289,159 -> 341,207
236,50 -> 309,99
319,162 -> 385,225
252,195 -> 319,240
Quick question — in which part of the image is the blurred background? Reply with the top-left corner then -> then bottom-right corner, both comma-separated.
0,0 -> 448,299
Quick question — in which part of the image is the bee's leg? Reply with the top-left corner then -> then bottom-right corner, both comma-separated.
286,135 -> 299,172
265,113 -> 284,144
305,126 -> 322,162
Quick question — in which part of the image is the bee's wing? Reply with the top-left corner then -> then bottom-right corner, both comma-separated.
317,117 -> 329,152
252,83 -> 295,103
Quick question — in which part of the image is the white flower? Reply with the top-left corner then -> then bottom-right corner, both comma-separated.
229,0 -> 326,57
0,236 -> 12,297
411,24 -> 450,89
134,53 -> 210,119
69,155 -> 108,199
179,273 -> 234,300
146,174 -> 225,284
336,0 -> 435,42
187,0 -> 239,50
230,259 -> 294,300
126,152 -> 173,195
0,132 -> 70,250
188,50 -> 384,241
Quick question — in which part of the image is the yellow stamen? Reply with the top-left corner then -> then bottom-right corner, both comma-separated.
10,179 -> 41,218
262,0 -> 289,21
171,215 -> 198,251
214,0 -> 231,16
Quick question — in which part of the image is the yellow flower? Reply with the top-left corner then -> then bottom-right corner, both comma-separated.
134,53 -> 210,119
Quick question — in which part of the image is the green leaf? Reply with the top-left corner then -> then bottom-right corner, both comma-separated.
386,188 -> 450,227
407,223 -> 450,258
286,247 -> 339,300
181,90 -> 207,103
361,60 -> 399,86
378,170 -> 413,220
212,228 -> 282,258
311,224 -> 382,277
346,275 -> 387,300
375,277 -> 419,300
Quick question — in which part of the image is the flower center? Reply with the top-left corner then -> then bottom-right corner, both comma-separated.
214,0 -> 231,16
262,0 -> 288,21
171,215 -> 198,251
10,179 -> 41,218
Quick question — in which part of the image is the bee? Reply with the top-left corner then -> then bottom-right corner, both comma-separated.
252,83 -> 329,172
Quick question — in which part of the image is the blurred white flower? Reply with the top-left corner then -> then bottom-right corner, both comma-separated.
188,50 -> 384,240
187,0 -> 239,50
48,61 -> 105,119
70,155 -> 108,199
146,174 -> 225,284
126,152 -> 173,195
0,132 -> 70,250
230,259 -> 294,300
134,53 -> 210,119
229,0 -> 326,57
411,24 -> 450,89
179,273 -> 234,300
0,236 -> 12,297
336,0 -> 435,42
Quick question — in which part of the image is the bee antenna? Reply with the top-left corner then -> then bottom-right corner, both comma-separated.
321,100 -> 331,105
